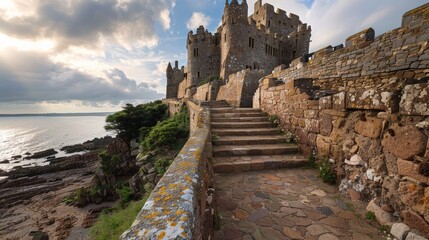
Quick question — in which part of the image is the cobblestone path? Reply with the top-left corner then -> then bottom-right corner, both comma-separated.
214,169 -> 387,240
209,101 -> 387,240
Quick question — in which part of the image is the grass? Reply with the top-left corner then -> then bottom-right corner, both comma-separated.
365,211 -> 376,221
90,195 -> 148,240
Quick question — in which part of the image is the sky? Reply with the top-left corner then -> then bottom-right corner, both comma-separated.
0,0 -> 426,113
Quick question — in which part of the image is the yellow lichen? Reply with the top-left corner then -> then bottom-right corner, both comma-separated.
164,195 -> 173,201
175,210 -> 183,215
144,212 -> 159,219
181,231 -> 188,237
158,231 -> 166,239
171,222 -> 178,227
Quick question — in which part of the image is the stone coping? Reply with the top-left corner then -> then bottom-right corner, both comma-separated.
121,102 -> 211,240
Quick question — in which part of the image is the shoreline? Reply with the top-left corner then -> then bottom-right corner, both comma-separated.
0,136 -> 117,239
0,136 -> 115,174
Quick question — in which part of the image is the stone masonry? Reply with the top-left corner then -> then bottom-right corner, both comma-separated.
253,3 -> 429,237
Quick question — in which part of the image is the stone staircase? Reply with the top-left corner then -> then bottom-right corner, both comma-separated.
210,101 -> 308,173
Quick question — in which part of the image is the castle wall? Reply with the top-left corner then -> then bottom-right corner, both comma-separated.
253,4 -> 429,236
194,80 -> 222,102
217,69 -> 265,107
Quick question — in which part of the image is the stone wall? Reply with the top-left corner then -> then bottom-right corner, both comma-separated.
217,69 -> 265,107
253,3 -> 429,237
194,80 -> 222,102
121,100 -> 215,240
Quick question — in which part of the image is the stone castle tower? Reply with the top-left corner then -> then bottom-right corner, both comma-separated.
166,0 -> 311,99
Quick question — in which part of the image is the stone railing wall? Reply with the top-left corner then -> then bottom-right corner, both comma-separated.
121,100 -> 215,240
268,3 -> 429,93
253,3 -> 429,237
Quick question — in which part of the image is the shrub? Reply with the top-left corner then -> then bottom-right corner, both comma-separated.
141,107 -> 189,153
318,158 -> 337,184
154,158 -> 173,175
99,151 -> 120,175
90,196 -> 148,240
117,185 -> 133,207
105,101 -> 167,142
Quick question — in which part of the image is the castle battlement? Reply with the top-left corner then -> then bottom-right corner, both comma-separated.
167,0 -> 311,99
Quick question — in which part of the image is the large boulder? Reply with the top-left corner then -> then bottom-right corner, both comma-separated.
354,117 -> 383,139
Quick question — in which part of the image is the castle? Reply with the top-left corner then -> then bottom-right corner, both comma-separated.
166,0 -> 311,100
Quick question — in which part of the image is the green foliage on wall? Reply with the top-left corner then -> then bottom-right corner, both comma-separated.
141,106 -> 190,153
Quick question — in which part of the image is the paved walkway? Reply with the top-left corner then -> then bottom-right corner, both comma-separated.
214,169 -> 387,240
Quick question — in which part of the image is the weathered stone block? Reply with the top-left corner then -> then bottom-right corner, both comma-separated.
316,135 -> 331,157
402,210 -> 429,237
400,83 -> 429,116
425,141 -> 429,159
390,223 -> 410,240
319,96 -> 333,110
397,159 -> 429,184
354,117 -> 383,139
366,199 -> 393,226
332,92 -> 346,110
305,119 -> 320,133
347,90 -> 399,113
381,124 -> 428,160
320,114 -> 333,136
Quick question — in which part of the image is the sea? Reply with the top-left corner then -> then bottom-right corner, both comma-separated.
0,113 -> 115,173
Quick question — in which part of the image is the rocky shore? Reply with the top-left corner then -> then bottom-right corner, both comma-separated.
0,136 -> 115,240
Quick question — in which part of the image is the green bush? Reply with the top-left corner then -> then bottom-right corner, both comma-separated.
99,151 -> 120,175
318,158 -> 337,184
141,107 -> 189,153
117,185 -> 133,207
90,196 -> 148,240
154,158 -> 173,175
269,115 -> 280,127
105,101 -> 167,142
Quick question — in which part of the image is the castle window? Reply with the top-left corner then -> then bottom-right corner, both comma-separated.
292,50 -> 296,59
248,37 -> 254,48
268,20 -> 271,28
295,38 -> 298,46
224,33 -> 227,42
193,48 -> 199,57
198,71 -> 200,78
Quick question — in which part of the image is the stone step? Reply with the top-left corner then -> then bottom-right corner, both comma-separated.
211,108 -> 261,114
212,128 -> 279,136
211,112 -> 265,118
213,155 -> 308,173
214,135 -> 287,145
212,122 -> 272,129
212,144 -> 299,157
211,116 -> 269,123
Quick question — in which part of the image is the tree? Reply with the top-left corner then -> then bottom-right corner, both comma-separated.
105,101 -> 167,142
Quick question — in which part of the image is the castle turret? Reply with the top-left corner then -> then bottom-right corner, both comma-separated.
166,61 -> 185,99
220,0 -> 249,79
186,26 -> 221,89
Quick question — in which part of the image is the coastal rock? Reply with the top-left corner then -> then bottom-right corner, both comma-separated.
29,149 -> 58,159
29,230 -> 49,240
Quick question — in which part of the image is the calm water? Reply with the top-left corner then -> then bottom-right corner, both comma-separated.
0,115 -> 115,171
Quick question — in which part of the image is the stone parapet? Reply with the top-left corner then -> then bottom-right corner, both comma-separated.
121,101 -> 215,240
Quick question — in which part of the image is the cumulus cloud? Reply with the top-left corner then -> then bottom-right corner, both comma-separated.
0,49 -> 162,103
0,0 -> 175,50
249,0 -> 427,51
187,12 -> 212,30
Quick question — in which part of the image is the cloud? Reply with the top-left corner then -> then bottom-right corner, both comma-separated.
248,0 -> 427,52
0,0 -> 175,50
0,48 -> 162,103
186,12 -> 212,30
